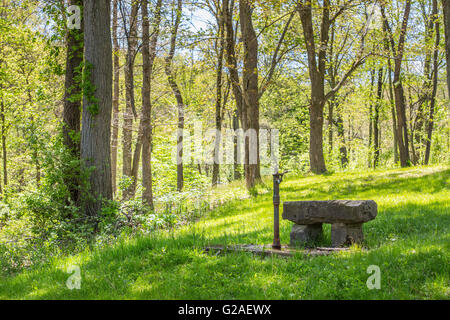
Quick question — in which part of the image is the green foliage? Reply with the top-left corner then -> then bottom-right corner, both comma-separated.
261,75 -> 310,174
81,62 -> 99,116
0,0 -> 449,299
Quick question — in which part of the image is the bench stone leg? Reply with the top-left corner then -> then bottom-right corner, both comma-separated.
290,223 -> 323,246
331,223 -> 364,247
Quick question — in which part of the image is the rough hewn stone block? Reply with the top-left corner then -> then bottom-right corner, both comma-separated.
331,223 -> 364,247
283,200 -> 377,224
290,223 -> 323,246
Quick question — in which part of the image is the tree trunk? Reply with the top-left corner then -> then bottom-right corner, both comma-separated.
122,0 -> 139,186
63,0 -> 83,155
381,1 -> 411,167
297,1 -> 329,174
326,26 -> 349,167
425,0 -> 440,164
386,53 -> 399,164
328,100 -> 333,154
327,26 -> 335,156
62,0 -> 83,203
165,0 -> 184,192
309,97 -> 327,173
414,3 -> 435,163
335,111 -> 347,168
232,111 -> 241,180
374,68 -> 383,168
111,0 -> 120,196
393,74 -> 410,167
383,20 -> 399,164
444,0 -> 450,96
81,0 -> 113,220
212,1 -> 225,187
1,98 -> 7,187
224,0 -> 244,181
141,0 -> 162,207
368,70 -> 374,168
240,0 -> 261,188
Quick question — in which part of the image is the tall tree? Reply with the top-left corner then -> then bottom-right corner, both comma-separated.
212,0 -> 226,187
410,1 -> 432,165
326,23 -> 351,167
122,0 -> 139,199
165,0 -> 184,192
228,0 -> 293,188
296,0 -> 368,173
239,0 -> 260,188
444,0 -> 450,95
383,20 -> 399,164
81,0 -> 113,220
380,0 -> 411,167
141,0 -> 162,207
111,0 -> 120,196
62,0 -> 83,203
224,0 -> 243,181
424,0 -> 440,164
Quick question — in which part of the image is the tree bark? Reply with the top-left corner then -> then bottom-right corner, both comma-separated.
327,25 -> 335,156
381,1 -> 411,167
335,112 -> 348,168
232,111 -> 241,179
111,0 -> 120,196
374,68 -> 383,168
226,0 -> 291,186
224,0 -> 244,180
0,97 -> 6,188
413,2 -> 435,163
240,0 -> 261,188
141,0 -> 162,207
62,0 -> 83,203
297,0 -> 328,173
326,24 -> 349,167
122,0 -> 139,188
368,70 -> 374,168
165,0 -> 184,192
81,0 -> 113,220
212,0 -> 226,187
63,0 -> 83,155
385,44 -> 399,164
444,0 -> 450,96
424,0 -> 440,164
328,100 -> 333,154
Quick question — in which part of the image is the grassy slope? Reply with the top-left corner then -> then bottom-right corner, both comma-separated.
0,166 -> 449,299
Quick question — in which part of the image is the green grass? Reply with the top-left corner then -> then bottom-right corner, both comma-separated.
0,165 -> 449,299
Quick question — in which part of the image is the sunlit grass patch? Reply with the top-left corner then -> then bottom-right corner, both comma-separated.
0,165 -> 448,299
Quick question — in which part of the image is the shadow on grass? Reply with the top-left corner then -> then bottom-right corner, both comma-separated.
1,167 -> 448,299
10,229 -> 447,299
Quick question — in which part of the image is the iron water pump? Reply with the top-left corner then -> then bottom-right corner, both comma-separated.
272,170 -> 288,250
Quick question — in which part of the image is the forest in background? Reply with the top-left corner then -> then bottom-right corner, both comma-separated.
0,0 -> 449,273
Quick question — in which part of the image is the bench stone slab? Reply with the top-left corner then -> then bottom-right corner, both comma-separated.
283,200 -> 377,224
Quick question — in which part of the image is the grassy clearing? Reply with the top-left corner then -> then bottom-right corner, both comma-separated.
0,165 -> 448,299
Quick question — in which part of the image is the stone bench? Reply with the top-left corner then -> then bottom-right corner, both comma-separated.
282,200 -> 377,247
